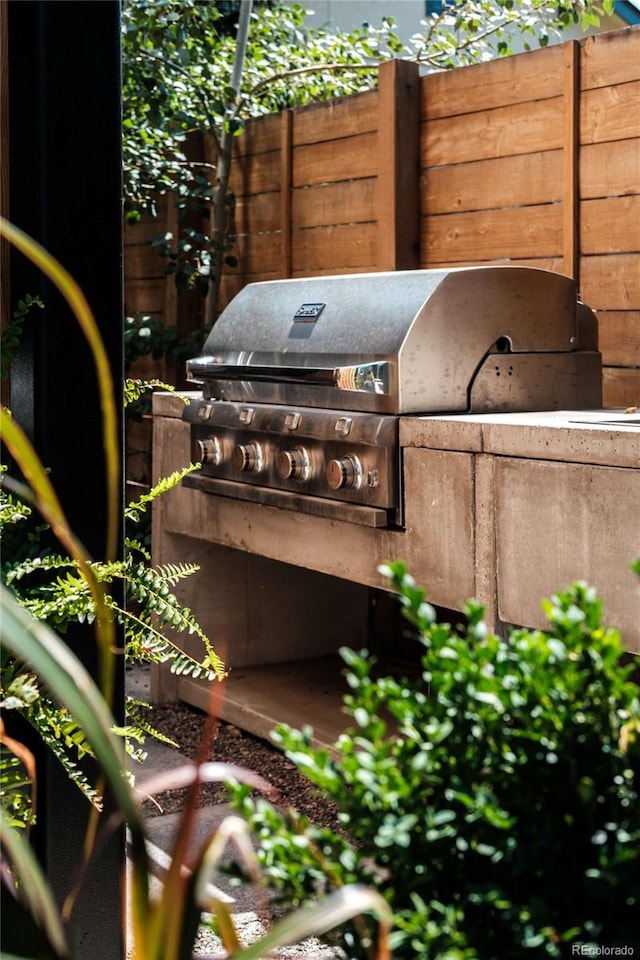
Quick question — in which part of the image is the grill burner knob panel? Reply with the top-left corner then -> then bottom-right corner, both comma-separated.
196,437 -> 222,466
326,455 -> 363,491
276,446 -> 311,482
232,442 -> 264,473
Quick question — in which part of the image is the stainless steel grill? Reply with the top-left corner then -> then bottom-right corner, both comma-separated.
183,266 -> 602,527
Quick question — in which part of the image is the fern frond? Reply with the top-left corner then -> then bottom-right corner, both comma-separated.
2,662 -> 101,810
126,744 -> 148,765
111,719 -> 150,764
18,595 -> 93,630
4,553 -> 77,584
133,559 -> 201,588
125,698 -> 180,750
0,665 -> 40,710
120,602 -> 224,680
121,602 -> 203,661
124,463 -> 201,523
124,378 -> 191,406
125,630 -> 174,666
122,558 -> 199,599
21,698 -> 102,809
169,646 -> 225,681
27,697 -> 95,761
118,565 -> 224,676
0,749 -> 36,829
125,694 -> 153,710
125,537 -> 151,562
17,577 -> 95,630
0,498 -> 31,529
0,465 -> 32,531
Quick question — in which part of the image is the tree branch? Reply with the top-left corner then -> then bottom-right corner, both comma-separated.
247,60 -> 380,102
135,49 -> 222,152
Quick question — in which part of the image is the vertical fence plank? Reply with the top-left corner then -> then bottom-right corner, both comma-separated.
563,40 -> 579,280
280,108 -> 293,278
376,58 -> 420,271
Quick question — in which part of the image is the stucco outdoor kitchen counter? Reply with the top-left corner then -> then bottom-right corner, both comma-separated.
153,394 -> 639,659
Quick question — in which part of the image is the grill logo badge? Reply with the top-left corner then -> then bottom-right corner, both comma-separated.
293,302 -> 326,323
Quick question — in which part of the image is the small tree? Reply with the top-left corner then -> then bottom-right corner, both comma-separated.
122,0 -> 400,328
122,0 -> 613,329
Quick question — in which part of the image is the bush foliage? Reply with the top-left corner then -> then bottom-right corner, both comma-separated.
228,561 -> 640,959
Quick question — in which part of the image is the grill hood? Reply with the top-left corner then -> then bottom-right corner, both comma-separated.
186,266 -> 601,414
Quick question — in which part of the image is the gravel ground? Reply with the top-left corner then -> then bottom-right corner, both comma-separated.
129,696 -> 348,958
138,698 -> 342,833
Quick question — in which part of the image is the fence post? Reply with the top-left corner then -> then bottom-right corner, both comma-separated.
562,39 -> 580,280
376,58 -> 421,272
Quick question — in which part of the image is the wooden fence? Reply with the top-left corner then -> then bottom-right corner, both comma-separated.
125,25 -> 640,410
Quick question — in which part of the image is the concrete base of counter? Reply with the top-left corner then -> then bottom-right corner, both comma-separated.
162,652 -> 423,751
151,396 -> 639,733
169,656 -> 348,750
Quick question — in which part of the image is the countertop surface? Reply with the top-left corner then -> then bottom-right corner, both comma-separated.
399,408 -> 639,468
153,393 -> 639,469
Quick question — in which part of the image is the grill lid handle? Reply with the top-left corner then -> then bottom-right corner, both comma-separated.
186,359 -> 392,395
334,361 -> 391,395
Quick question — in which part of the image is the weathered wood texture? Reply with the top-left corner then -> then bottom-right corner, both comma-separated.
222,58 -> 421,289
124,26 -> 639,408
580,28 -> 640,406
421,29 -> 639,406
124,193 -> 169,322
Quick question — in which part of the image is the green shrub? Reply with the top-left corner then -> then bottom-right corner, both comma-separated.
227,561 -> 640,959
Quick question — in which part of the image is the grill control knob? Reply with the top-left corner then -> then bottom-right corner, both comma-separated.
232,442 -> 264,473
276,446 -> 311,482
195,437 -> 222,466
325,455 -> 363,490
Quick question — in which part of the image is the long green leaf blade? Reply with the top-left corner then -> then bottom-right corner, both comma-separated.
0,807 -> 69,959
226,884 -> 392,960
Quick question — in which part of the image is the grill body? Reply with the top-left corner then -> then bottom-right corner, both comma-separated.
184,266 -> 602,527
